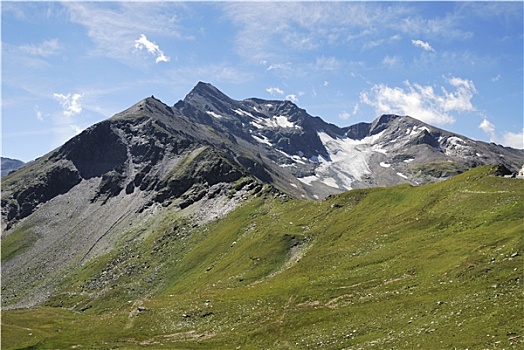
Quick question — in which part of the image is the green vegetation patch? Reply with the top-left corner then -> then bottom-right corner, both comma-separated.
1,228 -> 39,263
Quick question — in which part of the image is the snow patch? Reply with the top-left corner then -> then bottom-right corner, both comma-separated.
373,145 -> 388,154
380,162 -> 391,168
448,136 -> 465,145
232,108 -> 255,118
274,115 -> 296,128
276,149 -> 306,164
403,158 -> 414,163
252,134 -> 272,146
298,175 -> 317,186
206,111 -> 224,119
304,130 -> 386,190
322,177 -> 339,189
396,172 -> 408,179
235,107 -> 301,130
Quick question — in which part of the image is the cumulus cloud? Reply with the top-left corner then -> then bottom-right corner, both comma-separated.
479,118 -> 524,149
266,87 -> 284,96
134,34 -> 169,63
53,93 -> 83,117
442,77 -> 477,112
19,38 -> 61,57
411,39 -> 435,51
360,76 -> 477,125
502,130 -> 524,149
479,118 -> 496,141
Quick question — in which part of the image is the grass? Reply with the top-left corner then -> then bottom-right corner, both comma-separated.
2,166 -> 523,349
1,228 -> 39,263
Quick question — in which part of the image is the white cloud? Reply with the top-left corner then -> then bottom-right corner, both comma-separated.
286,94 -> 299,103
360,76 -> 477,125
479,119 -> 524,149
442,77 -> 477,112
502,130 -> 524,149
479,118 -> 496,141
339,111 -> 351,120
492,74 -> 501,82
352,103 -> 360,115
411,39 -> 434,52
69,124 -> 84,135
266,87 -> 284,96
19,39 -> 61,57
34,105 -> 44,121
53,93 -> 83,117
223,2 -> 411,62
64,2 -> 184,64
315,56 -> 340,71
134,34 -> 169,63
390,34 -> 402,41
364,38 -> 384,50
266,63 -> 291,71
382,55 -> 402,67
400,14 -> 473,40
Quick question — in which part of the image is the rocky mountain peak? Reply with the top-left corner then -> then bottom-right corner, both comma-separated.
178,81 -> 235,114
369,114 -> 402,135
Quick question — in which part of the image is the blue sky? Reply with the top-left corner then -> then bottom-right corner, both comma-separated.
2,1 -> 523,162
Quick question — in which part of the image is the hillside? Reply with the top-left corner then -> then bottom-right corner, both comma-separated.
2,165 -> 523,349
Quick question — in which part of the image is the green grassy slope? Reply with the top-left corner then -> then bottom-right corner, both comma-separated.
2,166 -> 523,349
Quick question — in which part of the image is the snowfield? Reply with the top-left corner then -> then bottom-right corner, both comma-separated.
298,131 -> 387,190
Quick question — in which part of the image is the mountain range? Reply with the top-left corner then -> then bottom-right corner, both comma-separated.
1,82 -> 523,349
1,157 -> 25,178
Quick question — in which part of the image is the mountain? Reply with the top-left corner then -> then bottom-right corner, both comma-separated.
1,157 -> 25,177
173,82 -> 523,198
2,166 -> 523,349
2,82 -> 522,230
1,82 -> 523,348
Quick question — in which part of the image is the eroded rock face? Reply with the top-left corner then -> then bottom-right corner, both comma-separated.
2,165 -> 82,227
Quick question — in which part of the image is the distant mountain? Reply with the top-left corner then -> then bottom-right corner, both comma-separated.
1,82 -> 523,311
1,157 -> 25,177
